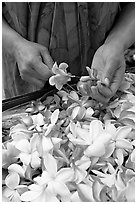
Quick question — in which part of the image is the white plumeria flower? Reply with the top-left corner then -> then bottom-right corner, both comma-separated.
35,109 -> 62,155
68,122 -> 91,146
15,138 -> 41,168
71,155 -> 91,184
49,62 -> 74,90
31,113 -> 45,127
3,164 -> 27,202
68,120 -> 112,157
2,142 -> 20,168
92,164 -> 125,190
21,153 -> 74,202
103,122 -> 133,165
9,123 -> 32,141
84,120 -> 113,157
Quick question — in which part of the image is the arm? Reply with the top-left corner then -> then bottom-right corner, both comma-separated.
2,17 -> 54,88
2,17 -> 23,55
105,3 -> 135,52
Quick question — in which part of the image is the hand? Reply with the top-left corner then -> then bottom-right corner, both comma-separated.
90,43 -> 126,103
14,38 -> 54,88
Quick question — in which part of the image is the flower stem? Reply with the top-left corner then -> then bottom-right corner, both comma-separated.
66,83 -> 82,96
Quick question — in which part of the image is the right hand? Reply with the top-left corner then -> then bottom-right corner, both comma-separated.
14,38 -> 54,88
90,43 -> 125,103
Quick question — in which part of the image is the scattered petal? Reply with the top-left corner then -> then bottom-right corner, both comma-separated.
8,164 -> 25,177
116,139 -> 133,150
43,153 -> 57,177
51,109 -> 59,124
5,172 -> 20,189
77,183 -> 94,202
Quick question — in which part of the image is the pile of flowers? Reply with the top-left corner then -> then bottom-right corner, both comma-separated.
2,62 -> 135,202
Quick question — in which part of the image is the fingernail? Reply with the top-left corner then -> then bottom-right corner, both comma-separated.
93,68 -> 98,78
104,78 -> 109,86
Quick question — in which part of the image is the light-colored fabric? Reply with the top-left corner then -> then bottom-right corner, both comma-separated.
2,2 -> 119,99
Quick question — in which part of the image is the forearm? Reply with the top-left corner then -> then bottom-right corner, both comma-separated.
105,3 -> 135,51
2,17 -> 24,54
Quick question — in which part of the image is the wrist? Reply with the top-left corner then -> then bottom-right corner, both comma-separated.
104,35 -> 125,53
13,35 -> 27,58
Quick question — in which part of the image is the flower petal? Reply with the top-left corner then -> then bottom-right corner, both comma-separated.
51,138 -> 62,145
125,177 -> 135,202
2,187 -> 14,199
7,142 -> 20,157
45,124 -> 54,136
52,62 -> 59,74
15,139 -> 31,153
70,191 -> 82,202
75,156 -> 91,170
59,62 -> 68,72
77,183 -> 94,202
42,137 -> 53,152
21,190 -> 42,201
32,113 -> 45,126
116,126 -> 132,139
31,151 -> 41,168
20,152 -> 31,165
10,123 -> 28,133
74,167 -> 87,184
75,126 -> 90,144
115,171 -> 125,190
51,109 -> 59,124
67,133 -> 87,146
98,131 -> 112,144
92,180 -> 104,202
11,132 -> 30,141
103,142 -> 115,158
52,181 -> 70,197
131,149 -> 135,162
49,75 -> 56,85
89,120 -> 103,142
10,190 -> 21,202
100,174 -> 115,187
56,168 -> 74,183
34,172 -> 51,185
77,107 -> 86,120
116,139 -> 133,150
69,91 -> 79,100
5,172 -> 20,189
105,122 -> 116,137
84,140 -> 106,157
43,153 -> 57,177
8,164 -> 25,177
71,106 -> 80,120
115,148 -> 124,166
28,184 -> 43,192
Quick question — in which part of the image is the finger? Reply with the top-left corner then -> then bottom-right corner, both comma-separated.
90,86 -> 110,104
41,48 -> 54,69
101,59 -> 118,86
20,65 -> 47,86
97,65 -> 125,98
97,82 -> 113,98
110,66 -> 125,94
21,74 -> 44,88
32,61 -> 52,81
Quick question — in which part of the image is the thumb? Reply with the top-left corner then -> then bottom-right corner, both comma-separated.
41,48 -> 54,69
101,59 -> 117,87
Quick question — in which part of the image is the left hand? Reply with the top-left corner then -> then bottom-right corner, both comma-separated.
90,43 -> 126,103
